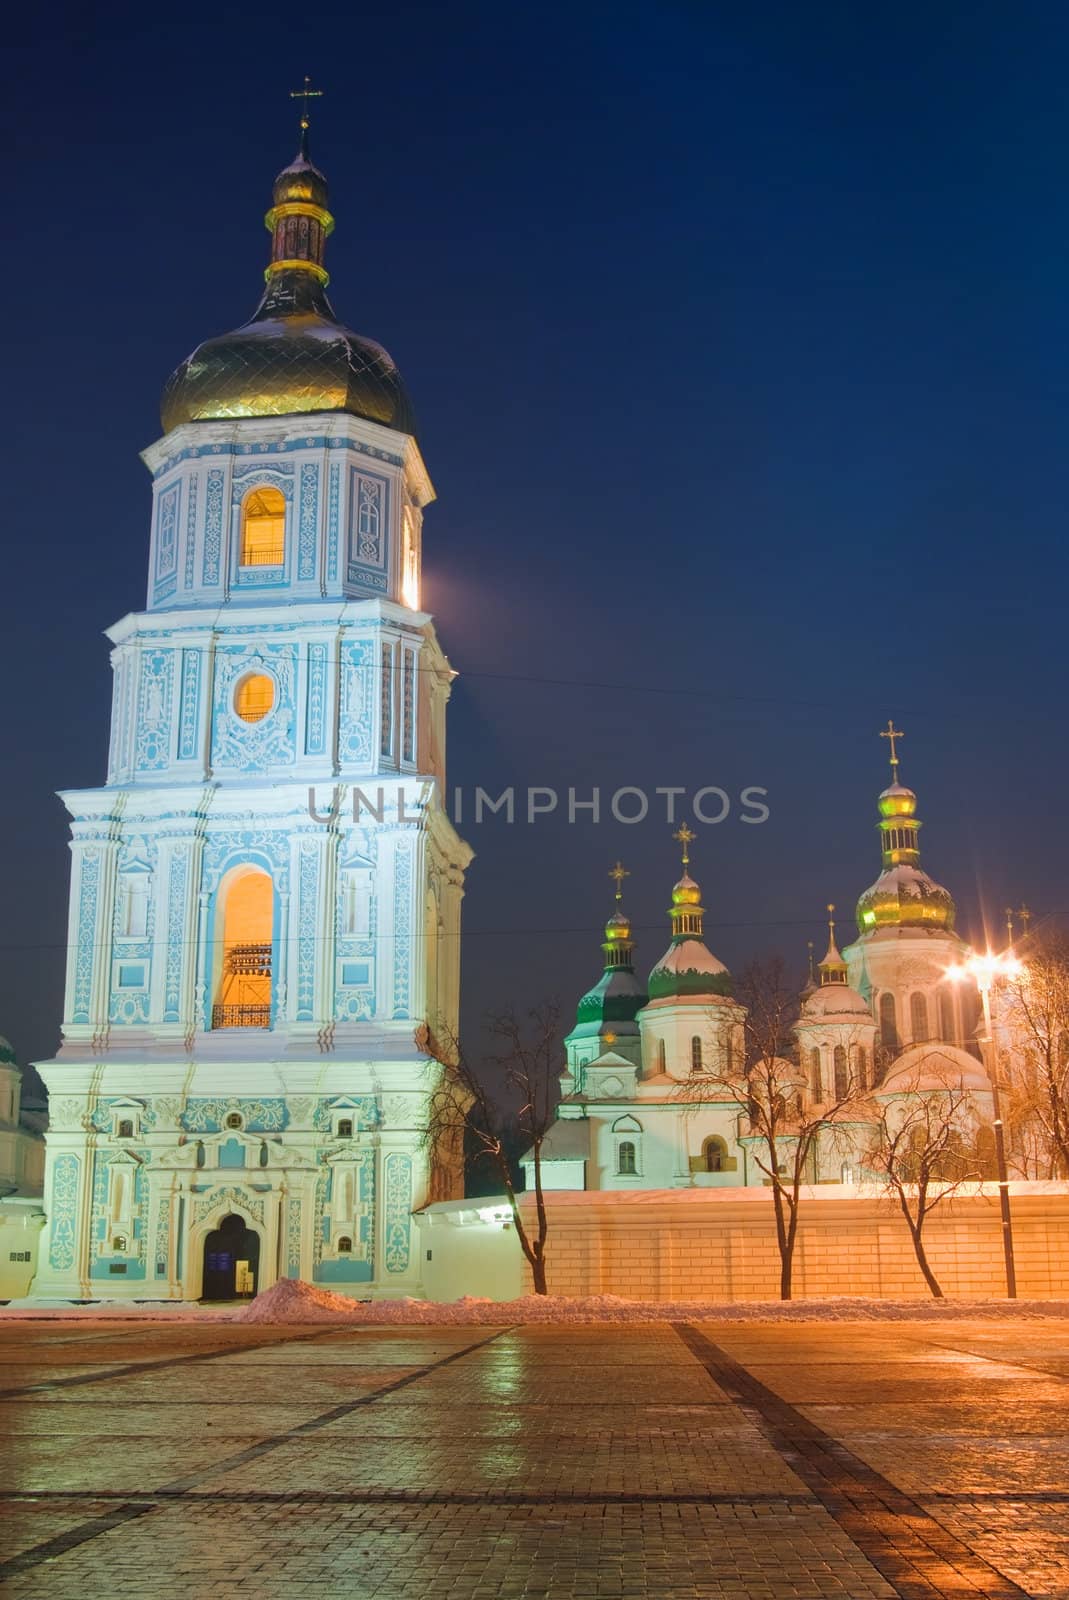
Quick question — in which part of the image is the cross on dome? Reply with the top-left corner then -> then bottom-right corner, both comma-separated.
880,719 -> 904,777
609,861 -> 630,904
290,76 -> 324,132
674,823 -> 695,868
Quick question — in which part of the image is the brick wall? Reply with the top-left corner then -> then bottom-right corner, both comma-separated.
515,1183 -> 1069,1301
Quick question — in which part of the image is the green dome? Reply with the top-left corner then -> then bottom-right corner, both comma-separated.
575,968 -> 648,1028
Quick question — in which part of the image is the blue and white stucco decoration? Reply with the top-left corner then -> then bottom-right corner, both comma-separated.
346,468 -> 390,594
327,460 -> 341,583
295,841 -> 320,1023
393,840 -> 412,1019
211,645 -> 297,770
48,1154 -> 80,1272
177,648 -> 201,761
135,650 -> 175,771
202,467 -> 225,586
297,461 -> 320,581
338,639 -> 373,766
72,851 -> 101,1024
305,643 -> 328,757
183,471 -> 199,591
154,481 -> 180,602
383,1151 -> 412,1272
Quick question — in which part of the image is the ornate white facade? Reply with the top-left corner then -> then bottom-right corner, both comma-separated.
531,765 -> 993,1193
31,133 -> 471,1301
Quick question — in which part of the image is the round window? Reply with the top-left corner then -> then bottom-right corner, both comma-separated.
235,673 -> 275,724
225,1112 -> 243,1130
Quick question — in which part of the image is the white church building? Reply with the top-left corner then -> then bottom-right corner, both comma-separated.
30,125 -> 471,1301
528,752 -> 993,1194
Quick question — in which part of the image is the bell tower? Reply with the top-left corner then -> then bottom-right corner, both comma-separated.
32,116 -> 472,1302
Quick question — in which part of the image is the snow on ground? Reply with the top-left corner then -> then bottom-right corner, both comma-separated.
4,1279 -> 1069,1323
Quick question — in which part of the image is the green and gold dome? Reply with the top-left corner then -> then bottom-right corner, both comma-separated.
161,132 -> 416,437
647,832 -> 733,1002
570,865 -> 648,1042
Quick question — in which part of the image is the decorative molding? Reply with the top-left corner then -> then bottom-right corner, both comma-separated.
383,1151 -> 412,1273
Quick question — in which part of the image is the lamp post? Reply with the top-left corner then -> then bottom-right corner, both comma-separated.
953,952 -> 1023,1299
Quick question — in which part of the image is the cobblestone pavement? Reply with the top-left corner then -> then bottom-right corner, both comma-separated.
1,1318 -> 1068,1598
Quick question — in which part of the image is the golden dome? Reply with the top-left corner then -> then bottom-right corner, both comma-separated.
671,872 -> 702,907
878,783 -> 917,819
857,865 -> 956,932
160,141 -> 416,437
604,909 -> 632,944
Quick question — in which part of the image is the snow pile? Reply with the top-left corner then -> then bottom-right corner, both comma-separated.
231,1282 -> 1069,1325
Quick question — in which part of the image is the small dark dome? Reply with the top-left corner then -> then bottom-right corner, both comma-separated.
273,152 -> 329,210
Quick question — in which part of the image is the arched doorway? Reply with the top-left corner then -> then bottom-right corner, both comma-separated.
201,1213 -> 260,1300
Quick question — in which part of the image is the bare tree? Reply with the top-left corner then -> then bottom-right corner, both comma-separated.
869,1070 -> 983,1298
1001,933 -> 1069,1179
423,1004 -> 561,1295
676,958 -> 867,1300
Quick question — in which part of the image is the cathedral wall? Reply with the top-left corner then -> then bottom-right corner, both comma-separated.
504,1185 -> 1069,1302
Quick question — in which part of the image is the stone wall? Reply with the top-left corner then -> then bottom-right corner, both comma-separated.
512,1182 -> 1069,1302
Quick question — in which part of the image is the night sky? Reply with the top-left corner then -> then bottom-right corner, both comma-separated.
3,0 -> 1068,1082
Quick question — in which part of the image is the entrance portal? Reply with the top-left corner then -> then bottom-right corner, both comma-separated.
201,1212 -> 260,1300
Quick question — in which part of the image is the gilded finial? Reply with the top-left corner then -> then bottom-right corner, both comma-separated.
1005,906 -> 1015,945
827,903 -> 836,939
290,76 -> 323,149
674,823 -> 695,868
806,940 -> 815,982
880,718 -> 904,778
609,861 -> 630,905
1018,903 -> 1032,937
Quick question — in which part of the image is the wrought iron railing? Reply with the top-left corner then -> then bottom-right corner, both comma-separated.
225,943 -> 272,977
211,1004 -> 271,1030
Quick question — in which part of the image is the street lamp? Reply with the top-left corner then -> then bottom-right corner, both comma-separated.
949,951 -> 1024,1299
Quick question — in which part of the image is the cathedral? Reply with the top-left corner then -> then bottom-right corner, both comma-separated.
30,119 -> 470,1301
530,738 -> 993,1192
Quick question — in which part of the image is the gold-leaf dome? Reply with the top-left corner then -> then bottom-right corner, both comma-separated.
160,139 -> 416,437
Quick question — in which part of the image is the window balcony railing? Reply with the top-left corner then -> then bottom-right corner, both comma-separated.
211,1004 -> 271,1030
225,943 -> 272,977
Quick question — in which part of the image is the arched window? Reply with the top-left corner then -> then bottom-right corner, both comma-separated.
939,988 -> 955,1043
724,1033 -> 736,1076
617,1140 -> 637,1175
117,1119 -> 134,1140
879,992 -> 898,1051
855,1046 -> 868,1091
657,1038 -> 667,1073
337,1235 -> 353,1254
213,870 -> 273,1030
809,1048 -> 822,1101
337,1119 -> 353,1139
112,1234 -> 128,1254
910,992 -> 929,1044
691,1036 -> 703,1074
833,1045 -> 848,1100
239,487 -> 285,567
702,1136 -> 727,1173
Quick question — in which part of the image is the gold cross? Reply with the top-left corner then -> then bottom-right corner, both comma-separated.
1005,906 -> 1015,944
608,861 -> 630,903
674,823 -> 695,867
290,76 -> 323,131
1018,903 -> 1032,935
880,719 -> 904,774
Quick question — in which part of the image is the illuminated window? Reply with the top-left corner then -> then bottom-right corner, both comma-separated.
337,1236 -> 353,1253
212,870 -> 273,1030
690,1036 -> 703,1074
240,487 -> 285,567
617,1140 -> 637,1175
235,673 -> 275,724
833,1046 -> 848,1099
939,989 -> 955,1042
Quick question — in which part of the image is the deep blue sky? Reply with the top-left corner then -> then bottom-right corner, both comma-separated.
3,0 -> 1067,1077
